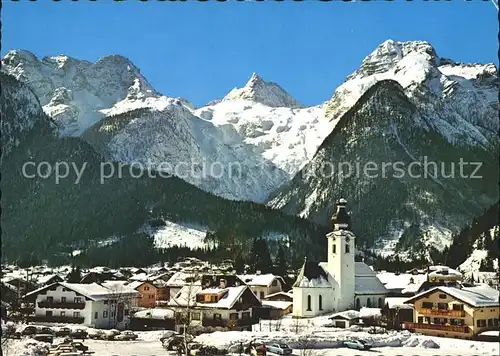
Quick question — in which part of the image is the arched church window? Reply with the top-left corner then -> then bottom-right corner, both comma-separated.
345,243 -> 350,253
356,298 -> 361,310
333,244 -> 336,254
307,295 -> 312,311
319,295 -> 323,311
378,298 -> 383,308
367,298 -> 371,307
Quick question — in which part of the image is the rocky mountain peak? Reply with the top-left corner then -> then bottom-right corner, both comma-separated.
348,40 -> 438,80
222,72 -> 303,108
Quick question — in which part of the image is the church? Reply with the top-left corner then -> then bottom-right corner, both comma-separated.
292,199 -> 387,317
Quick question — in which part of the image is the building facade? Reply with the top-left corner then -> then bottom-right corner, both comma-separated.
403,286 -> 500,339
24,282 -> 140,329
292,199 -> 387,317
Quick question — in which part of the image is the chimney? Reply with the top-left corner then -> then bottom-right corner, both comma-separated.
220,279 -> 227,289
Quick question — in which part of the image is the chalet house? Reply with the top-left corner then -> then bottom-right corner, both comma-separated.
36,274 -> 63,287
237,274 -> 285,300
263,291 -> 293,302
4,277 -> 37,299
167,281 -> 261,333
259,291 -> 294,319
165,272 -> 201,300
126,281 -> 158,308
23,282 -> 140,329
403,285 -> 499,339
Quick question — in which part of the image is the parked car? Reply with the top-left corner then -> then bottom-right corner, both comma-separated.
245,341 -> 266,356
39,326 -> 54,335
342,339 -> 372,350
115,330 -> 138,341
55,326 -> 72,337
88,329 -> 105,340
70,341 -> 89,352
102,330 -> 118,341
162,335 -> 186,351
69,328 -> 88,339
32,334 -> 54,343
266,343 -> 292,355
17,325 -> 38,336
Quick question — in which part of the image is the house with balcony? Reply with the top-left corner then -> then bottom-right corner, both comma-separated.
167,278 -> 261,333
403,285 -> 499,339
23,282 -> 140,329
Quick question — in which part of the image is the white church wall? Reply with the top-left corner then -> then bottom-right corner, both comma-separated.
354,294 -> 386,309
292,287 -> 336,317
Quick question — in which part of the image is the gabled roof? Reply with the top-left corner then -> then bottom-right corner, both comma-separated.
404,286 -> 499,308
354,263 -> 387,295
293,260 -> 330,288
23,282 -> 139,301
236,274 -> 283,287
168,285 -> 257,310
330,310 -> 360,320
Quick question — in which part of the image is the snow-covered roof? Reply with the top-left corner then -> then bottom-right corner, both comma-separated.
260,300 -> 293,310
359,307 -> 381,319
134,308 -> 175,320
384,297 -> 414,309
169,285 -> 251,310
165,271 -> 201,287
35,274 -> 62,285
24,282 -> 139,301
405,286 -> 499,308
428,266 -> 462,279
377,271 -> 427,293
329,310 -> 360,320
462,284 -> 500,301
354,263 -> 387,295
263,291 -> 293,300
294,260 -> 331,288
237,274 -> 282,287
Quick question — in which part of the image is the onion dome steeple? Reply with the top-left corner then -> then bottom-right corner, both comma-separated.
331,198 -> 351,230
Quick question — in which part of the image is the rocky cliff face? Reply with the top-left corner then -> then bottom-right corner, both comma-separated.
2,50 -> 157,136
268,79 -> 498,258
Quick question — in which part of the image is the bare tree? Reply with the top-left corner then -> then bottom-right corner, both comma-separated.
295,335 -> 320,356
167,272 -> 201,356
104,282 -> 137,329
292,312 -> 302,334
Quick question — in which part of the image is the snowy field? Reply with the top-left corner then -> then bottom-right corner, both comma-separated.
3,314 -> 498,356
3,336 -> 498,356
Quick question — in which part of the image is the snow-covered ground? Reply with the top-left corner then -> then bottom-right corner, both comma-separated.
3,330 -> 498,356
149,221 -> 209,250
3,316 -> 498,356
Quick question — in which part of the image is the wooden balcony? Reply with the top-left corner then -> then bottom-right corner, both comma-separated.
28,315 -> 85,324
420,308 -> 466,317
38,301 -> 86,310
404,322 -> 470,334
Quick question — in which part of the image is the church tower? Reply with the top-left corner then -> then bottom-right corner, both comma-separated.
326,198 -> 355,310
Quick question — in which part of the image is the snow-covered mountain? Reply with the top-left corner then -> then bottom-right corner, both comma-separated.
324,40 -> 498,148
2,50 -> 336,201
2,40 -> 498,256
2,50 -> 157,136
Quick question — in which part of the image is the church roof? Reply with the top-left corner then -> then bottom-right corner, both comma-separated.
355,262 -> 388,295
331,198 -> 351,230
293,259 -> 330,288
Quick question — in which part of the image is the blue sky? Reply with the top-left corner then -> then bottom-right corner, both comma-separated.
2,1 -> 498,107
